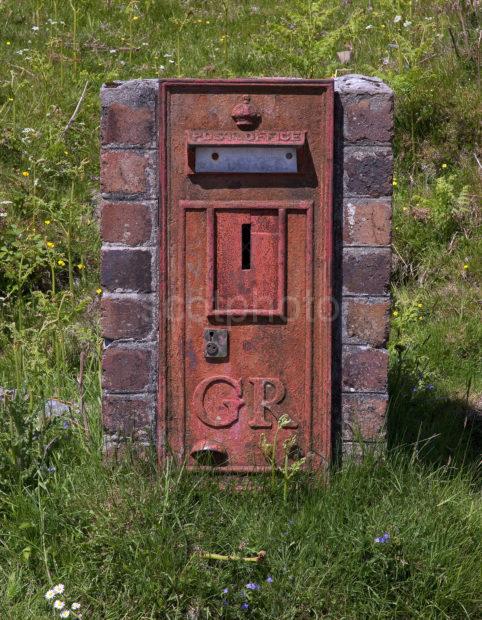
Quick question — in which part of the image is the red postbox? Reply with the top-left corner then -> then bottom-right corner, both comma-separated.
158,79 -> 334,471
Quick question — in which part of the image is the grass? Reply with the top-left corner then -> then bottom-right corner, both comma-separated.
1,449 -> 480,619
0,0 -> 481,617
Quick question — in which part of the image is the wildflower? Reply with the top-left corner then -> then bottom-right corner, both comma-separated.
63,420 -> 69,429
60,611 -> 70,618
427,384 -> 435,391
374,532 -> 390,543
393,15 -> 402,23
32,25 -> 40,31
22,171 -> 30,177
222,588 -> 229,594
365,24 -> 373,30
6,41 -> 11,45
57,259 -> 65,267
245,582 -> 260,591
44,219 -> 51,225
417,303 -> 423,308
403,20 -> 412,27
96,287 -> 102,295
8,97 -> 13,101
45,589 -> 56,600
47,241 -> 55,248
53,584 -> 65,595
132,15 -> 139,21
392,179 -> 398,187
463,263 -> 469,270
109,49 -> 117,54
418,316 -> 423,320
71,603 -> 81,610
48,465 -> 56,473
64,150 -> 69,155
392,310 -> 399,317
266,576 -> 273,583
76,263 -> 85,270
241,602 -> 249,610
54,600 -> 65,610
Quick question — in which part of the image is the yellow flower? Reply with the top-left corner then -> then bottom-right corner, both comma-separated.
402,207 -> 408,212
417,303 -> 423,308
392,310 -> 399,317
132,15 -> 139,20
22,171 -> 30,177
46,241 -> 55,248
441,163 -> 447,169
463,263 -> 469,270
392,179 -> 398,187
6,41 -> 11,46
77,263 -> 85,270
419,316 -> 423,320
44,219 -> 51,225
64,150 -> 68,156
8,97 -> 13,101
57,259 -> 65,267
96,288 -> 102,295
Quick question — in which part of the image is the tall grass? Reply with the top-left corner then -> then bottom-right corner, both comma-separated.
0,1 -> 480,617
1,445 -> 480,619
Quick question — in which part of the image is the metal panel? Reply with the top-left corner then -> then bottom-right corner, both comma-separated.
158,79 -> 334,473
194,146 -> 298,173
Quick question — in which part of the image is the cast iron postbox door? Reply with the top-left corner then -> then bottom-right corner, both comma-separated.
159,79 -> 333,471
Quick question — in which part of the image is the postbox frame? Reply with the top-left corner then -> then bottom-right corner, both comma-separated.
157,78 -> 334,471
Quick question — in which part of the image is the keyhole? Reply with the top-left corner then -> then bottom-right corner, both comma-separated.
242,223 -> 251,270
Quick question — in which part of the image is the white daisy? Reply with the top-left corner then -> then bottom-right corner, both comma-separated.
54,600 -> 65,610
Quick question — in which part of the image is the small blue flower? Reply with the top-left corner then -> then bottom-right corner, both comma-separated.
411,386 -> 418,393
47,465 -> 56,474
266,576 -> 273,583
427,384 -> 435,391
222,588 -> 229,594
241,602 -> 249,610
63,420 -> 69,429
374,532 -> 390,543
245,582 -> 260,591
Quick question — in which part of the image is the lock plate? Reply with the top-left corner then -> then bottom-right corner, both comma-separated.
204,328 -> 228,359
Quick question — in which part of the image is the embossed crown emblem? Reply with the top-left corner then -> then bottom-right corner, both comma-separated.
231,94 -> 261,130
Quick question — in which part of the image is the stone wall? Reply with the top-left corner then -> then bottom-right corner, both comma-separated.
99,75 -> 393,461
334,75 -> 393,458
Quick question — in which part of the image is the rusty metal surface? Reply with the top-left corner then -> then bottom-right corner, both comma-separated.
158,79 -> 334,472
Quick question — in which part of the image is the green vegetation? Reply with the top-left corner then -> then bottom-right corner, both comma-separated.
0,1 -> 480,617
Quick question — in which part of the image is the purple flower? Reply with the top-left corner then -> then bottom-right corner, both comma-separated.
63,420 -> 69,429
241,602 -> 249,610
245,582 -> 260,591
222,588 -> 229,594
374,532 -> 391,543
47,465 -> 56,474
266,576 -> 273,583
